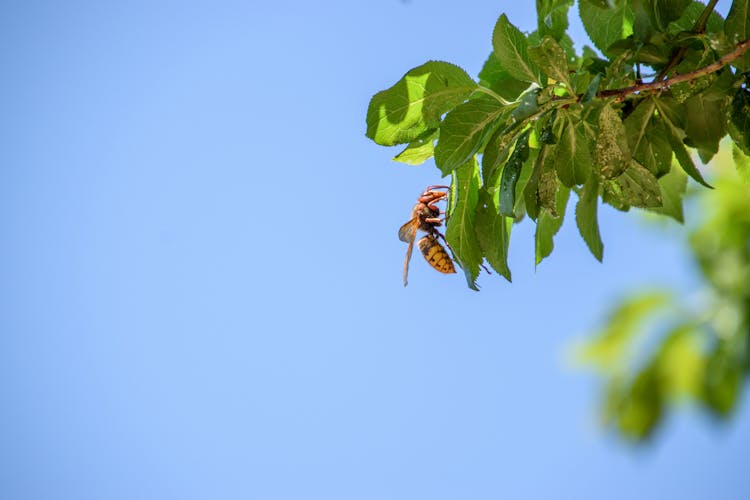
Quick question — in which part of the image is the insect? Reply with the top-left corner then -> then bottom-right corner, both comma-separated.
398,185 -> 456,286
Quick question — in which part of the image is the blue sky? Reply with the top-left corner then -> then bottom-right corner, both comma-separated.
1,1 -> 748,499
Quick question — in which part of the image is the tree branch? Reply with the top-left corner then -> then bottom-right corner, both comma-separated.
596,38 -> 750,103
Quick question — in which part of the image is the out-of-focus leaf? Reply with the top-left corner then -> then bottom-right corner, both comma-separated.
702,343 -> 743,416
614,366 -> 663,441
731,143 -> 750,183
656,324 -> 704,398
366,61 -> 477,146
575,292 -> 671,372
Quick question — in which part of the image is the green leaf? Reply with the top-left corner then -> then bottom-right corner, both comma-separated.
653,97 -> 712,187
614,366 -> 663,441
579,0 -> 634,56
475,188 -> 512,281
624,99 -> 672,177
535,186 -> 571,265
655,324 -> 704,398
536,0 -> 574,41
446,159 -> 483,290
435,95 -> 505,175
492,14 -> 542,84
647,166 -> 687,222
393,131 -> 437,165
529,36 -> 571,89
683,92 -> 728,162
499,129 -> 531,216
702,343 -> 742,416
729,87 -> 750,155
576,292 -> 671,372
610,161 -> 663,208
553,112 -> 592,186
366,61 -> 477,146
668,1 -> 724,34
478,53 -> 530,101
523,151 -> 544,220
575,174 -> 604,261
644,0 -> 691,31
731,143 -> 750,183
537,108 -> 558,145
538,151 -> 560,214
581,73 -> 602,103
725,0 -> 750,44
596,103 -> 631,179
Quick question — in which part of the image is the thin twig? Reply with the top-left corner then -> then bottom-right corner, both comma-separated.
656,0 -> 720,81
597,38 -> 750,102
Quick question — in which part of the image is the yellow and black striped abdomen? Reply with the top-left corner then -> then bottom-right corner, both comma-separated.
417,235 -> 456,274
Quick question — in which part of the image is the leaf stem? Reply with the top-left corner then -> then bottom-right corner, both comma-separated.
598,38 -> 750,102
474,85 -> 514,105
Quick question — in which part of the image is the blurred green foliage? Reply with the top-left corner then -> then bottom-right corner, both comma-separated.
576,144 -> 750,441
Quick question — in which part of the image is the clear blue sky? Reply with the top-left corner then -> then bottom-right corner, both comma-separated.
1,1 -> 748,499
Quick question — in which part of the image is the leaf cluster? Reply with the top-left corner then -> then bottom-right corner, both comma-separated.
366,0 -> 750,288
575,155 -> 750,442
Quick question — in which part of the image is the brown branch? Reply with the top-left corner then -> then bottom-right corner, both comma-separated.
596,38 -> 750,103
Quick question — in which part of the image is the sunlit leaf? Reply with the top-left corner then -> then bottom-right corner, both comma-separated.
435,95 -> 505,175
366,61 -> 477,146
492,14 -> 542,84
393,131 -> 437,165
579,0 -> 634,56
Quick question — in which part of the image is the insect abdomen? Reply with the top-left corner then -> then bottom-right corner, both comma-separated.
418,235 -> 456,274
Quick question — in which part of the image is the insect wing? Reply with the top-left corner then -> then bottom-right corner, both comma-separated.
402,237 -> 415,286
418,235 -> 456,274
398,218 -> 418,243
